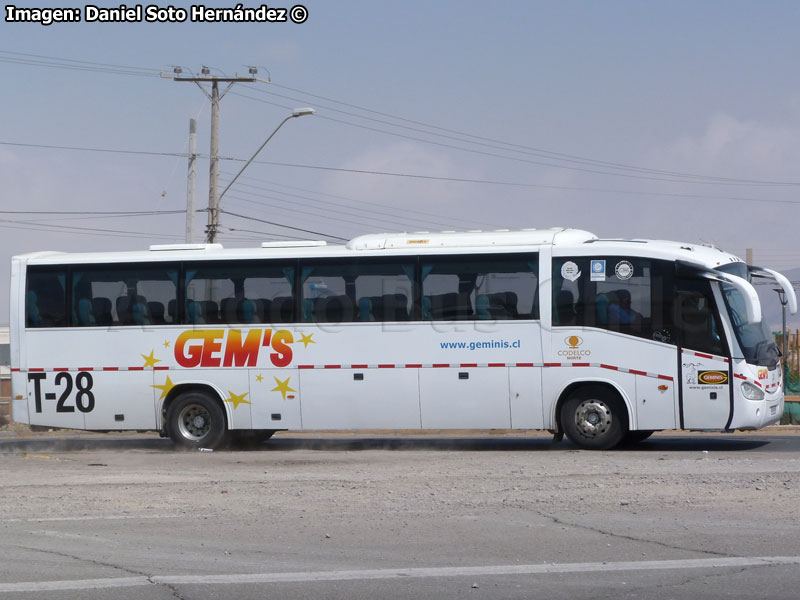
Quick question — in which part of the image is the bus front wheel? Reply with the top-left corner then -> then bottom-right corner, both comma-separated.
166,391 -> 228,450
560,387 -> 627,450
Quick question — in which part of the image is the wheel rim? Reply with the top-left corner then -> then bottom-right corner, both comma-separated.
177,403 -> 212,441
574,398 -> 613,438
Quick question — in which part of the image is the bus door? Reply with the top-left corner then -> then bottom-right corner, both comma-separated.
676,280 -> 731,429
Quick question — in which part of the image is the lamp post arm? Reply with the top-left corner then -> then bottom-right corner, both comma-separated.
218,114 -> 293,202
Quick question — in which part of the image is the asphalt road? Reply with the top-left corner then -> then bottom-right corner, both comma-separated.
1,429 -> 800,599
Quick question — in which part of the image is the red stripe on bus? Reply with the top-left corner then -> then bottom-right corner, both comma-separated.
103,367 -> 119,371
600,364 -> 618,371
10,368 -> 20,372
351,364 -> 369,369
53,367 -> 69,372
693,352 -> 714,360
29,368 -> 44,372
657,375 -> 673,381
571,362 -> 590,367
734,373 -> 746,380
378,364 -> 395,368
324,365 -> 341,369
432,363 -> 450,368
629,369 -> 647,376
543,362 -> 561,367
460,363 -> 478,368
298,365 -> 315,369
488,363 -> 506,367
754,380 -> 763,388
405,363 -> 423,369
153,366 -> 169,371
515,363 -> 535,367
128,367 -> 144,371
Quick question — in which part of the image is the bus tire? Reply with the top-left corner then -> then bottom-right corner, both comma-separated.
166,391 -> 228,450
560,386 -> 628,450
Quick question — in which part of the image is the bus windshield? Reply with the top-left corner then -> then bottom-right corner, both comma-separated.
716,263 -> 779,368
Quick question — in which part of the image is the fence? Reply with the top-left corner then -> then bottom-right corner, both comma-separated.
774,330 -> 800,394
774,330 -> 800,424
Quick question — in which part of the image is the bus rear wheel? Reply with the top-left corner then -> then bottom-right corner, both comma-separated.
166,391 -> 228,450
560,387 -> 627,450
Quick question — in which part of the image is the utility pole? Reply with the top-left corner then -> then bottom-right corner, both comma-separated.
207,81 -> 220,242
172,66 -> 257,242
186,118 -> 197,243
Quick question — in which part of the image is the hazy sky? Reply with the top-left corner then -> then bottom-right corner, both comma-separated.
2,1 -> 799,324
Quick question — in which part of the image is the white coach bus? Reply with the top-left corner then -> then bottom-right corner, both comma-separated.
9,228 -> 797,449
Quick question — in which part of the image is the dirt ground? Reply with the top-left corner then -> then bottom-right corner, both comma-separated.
2,427 -> 800,598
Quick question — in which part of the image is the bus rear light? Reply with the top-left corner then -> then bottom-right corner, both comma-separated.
741,381 -> 765,401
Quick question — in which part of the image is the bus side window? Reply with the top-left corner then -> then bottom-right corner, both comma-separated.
302,261 -> 413,323
71,265 -> 177,327
26,268 -> 67,328
553,257 -> 673,343
422,255 -> 539,321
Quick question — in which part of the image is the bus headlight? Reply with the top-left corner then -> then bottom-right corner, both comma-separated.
741,381 -> 765,401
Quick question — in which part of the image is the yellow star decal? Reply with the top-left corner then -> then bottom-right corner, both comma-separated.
163,340 -> 171,348
299,332 -> 316,348
271,376 -> 295,401
141,350 -> 162,368
255,374 -> 264,383
225,390 -> 251,409
152,376 -> 175,400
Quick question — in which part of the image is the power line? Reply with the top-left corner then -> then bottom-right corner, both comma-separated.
3,49 -> 799,187
224,194 -> 405,233
0,140 -> 188,158
220,171 -> 497,229
0,218 -> 179,237
232,87 -> 800,188
0,220 -> 180,241
242,84 -> 794,186
221,185 -> 473,231
0,50 -> 161,72
220,209 -> 348,241
218,226 -> 318,241
0,51 -> 162,77
231,158 -> 800,206
4,138 -> 799,208
270,81 -> 800,187
0,209 -> 185,215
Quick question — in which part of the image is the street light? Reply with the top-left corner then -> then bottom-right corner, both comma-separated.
210,107 -> 315,241
775,287 -> 788,390
218,107 -> 315,204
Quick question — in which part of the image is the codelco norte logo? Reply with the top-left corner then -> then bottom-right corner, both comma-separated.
698,370 -> 728,385
174,328 -> 293,368
558,335 -> 591,360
